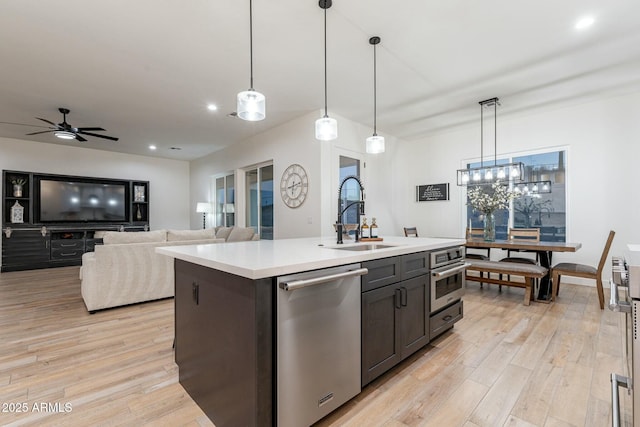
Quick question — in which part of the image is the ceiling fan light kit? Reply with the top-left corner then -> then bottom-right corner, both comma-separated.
54,131 -> 75,140
315,0 -> 338,141
237,0 -> 266,122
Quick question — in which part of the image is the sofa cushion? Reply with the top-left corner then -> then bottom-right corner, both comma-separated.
102,229 -> 167,244
167,229 -> 216,241
215,226 -> 233,240
227,226 -> 256,242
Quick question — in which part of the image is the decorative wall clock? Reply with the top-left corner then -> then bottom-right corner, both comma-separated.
280,164 -> 309,208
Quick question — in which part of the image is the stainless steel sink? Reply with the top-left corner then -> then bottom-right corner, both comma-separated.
330,243 -> 396,251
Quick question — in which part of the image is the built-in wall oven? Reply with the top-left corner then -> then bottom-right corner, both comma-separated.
609,244 -> 640,426
430,246 -> 467,312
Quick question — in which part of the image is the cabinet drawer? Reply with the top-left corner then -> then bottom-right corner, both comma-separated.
50,239 -> 84,251
401,251 -> 429,279
85,238 -> 102,252
50,247 -> 84,260
362,256 -> 401,292
430,300 -> 463,340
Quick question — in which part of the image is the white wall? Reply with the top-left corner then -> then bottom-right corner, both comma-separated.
190,111 -> 400,240
395,91 -> 640,283
0,136 -> 191,234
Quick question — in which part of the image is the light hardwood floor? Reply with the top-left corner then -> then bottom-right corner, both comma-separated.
0,267 -> 625,426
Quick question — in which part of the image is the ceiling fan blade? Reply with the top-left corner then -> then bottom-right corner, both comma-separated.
76,127 -> 106,131
77,131 -> 119,141
0,121 -> 50,129
35,117 -> 58,127
75,134 -> 87,142
26,130 -> 55,135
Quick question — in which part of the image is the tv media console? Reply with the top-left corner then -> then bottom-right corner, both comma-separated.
1,170 -> 149,272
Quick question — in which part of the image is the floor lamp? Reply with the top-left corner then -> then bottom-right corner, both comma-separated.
196,202 -> 212,229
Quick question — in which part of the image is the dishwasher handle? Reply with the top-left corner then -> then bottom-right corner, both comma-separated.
280,268 -> 368,291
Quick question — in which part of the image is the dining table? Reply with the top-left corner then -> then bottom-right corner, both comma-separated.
465,238 -> 583,300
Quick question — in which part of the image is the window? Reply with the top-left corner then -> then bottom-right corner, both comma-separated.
245,164 -> 273,240
215,173 -> 235,227
466,149 -> 567,242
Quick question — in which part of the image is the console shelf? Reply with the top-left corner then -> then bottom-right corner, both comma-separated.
2,170 -> 150,272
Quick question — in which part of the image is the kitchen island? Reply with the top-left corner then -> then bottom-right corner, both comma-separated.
157,236 -> 465,427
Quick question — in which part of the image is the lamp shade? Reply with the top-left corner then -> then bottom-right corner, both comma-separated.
366,135 -> 385,154
196,202 -> 212,213
315,116 -> 338,141
237,89 -> 266,121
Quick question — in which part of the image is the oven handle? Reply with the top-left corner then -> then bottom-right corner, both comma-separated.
611,373 -> 630,427
609,279 -> 631,313
431,263 -> 470,279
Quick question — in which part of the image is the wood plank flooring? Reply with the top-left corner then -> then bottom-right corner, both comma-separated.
0,267 -> 627,426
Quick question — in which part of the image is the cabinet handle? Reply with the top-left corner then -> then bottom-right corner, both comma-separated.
395,289 -> 401,309
192,282 -> 199,305
443,315 -> 453,322
400,287 -> 407,307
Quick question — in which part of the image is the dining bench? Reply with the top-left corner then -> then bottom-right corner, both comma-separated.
465,259 -> 548,305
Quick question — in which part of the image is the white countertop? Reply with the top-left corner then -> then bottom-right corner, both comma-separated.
156,236 -> 465,280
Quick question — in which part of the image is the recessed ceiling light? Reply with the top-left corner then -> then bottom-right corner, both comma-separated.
149,144 -> 157,150
575,16 -> 595,30
207,104 -> 218,111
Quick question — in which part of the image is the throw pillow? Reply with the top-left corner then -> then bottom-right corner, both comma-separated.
227,227 -> 256,242
215,227 -> 233,241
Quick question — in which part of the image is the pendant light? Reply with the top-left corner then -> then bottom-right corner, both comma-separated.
456,97 -> 524,185
366,36 -> 384,154
237,0 -> 265,121
315,0 -> 337,141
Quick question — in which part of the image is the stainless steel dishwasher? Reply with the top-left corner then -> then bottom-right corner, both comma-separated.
277,263 -> 367,427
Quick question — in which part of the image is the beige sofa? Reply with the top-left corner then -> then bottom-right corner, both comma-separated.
80,227 -> 258,312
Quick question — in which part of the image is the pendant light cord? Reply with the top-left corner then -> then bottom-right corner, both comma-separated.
249,0 -> 254,90
373,40 -> 378,135
480,101 -> 484,168
323,6 -> 328,117
494,100 -> 497,166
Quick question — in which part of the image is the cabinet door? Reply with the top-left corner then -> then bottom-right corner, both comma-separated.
398,275 -> 429,360
2,231 -> 50,270
361,284 -> 401,386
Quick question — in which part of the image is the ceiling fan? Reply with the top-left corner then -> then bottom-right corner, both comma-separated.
25,107 -> 119,142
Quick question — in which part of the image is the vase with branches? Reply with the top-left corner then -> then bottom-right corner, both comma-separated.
467,181 -> 516,241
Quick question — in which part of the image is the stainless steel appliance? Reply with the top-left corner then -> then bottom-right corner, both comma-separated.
430,246 -> 467,312
276,263 -> 367,427
609,244 -> 640,426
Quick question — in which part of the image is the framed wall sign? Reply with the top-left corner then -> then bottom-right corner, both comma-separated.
416,183 -> 449,202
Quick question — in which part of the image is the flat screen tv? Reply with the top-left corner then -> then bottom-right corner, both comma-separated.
38,179 -> 127,223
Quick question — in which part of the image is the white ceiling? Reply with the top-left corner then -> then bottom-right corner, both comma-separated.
1,0 -> 639,161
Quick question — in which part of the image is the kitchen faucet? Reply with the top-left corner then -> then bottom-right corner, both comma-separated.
336,175 -> 365,244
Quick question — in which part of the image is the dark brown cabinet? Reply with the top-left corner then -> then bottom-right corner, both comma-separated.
361,252 -> 430,386
174,260 -> 273,427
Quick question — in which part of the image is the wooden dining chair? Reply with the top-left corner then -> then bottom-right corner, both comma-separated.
465,228 -> 490,287
465,228 -> 490,259
403,227 -> 418,237
498,228 -> 541,291
550,230 -> 615,309
501,228 -> 541,264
